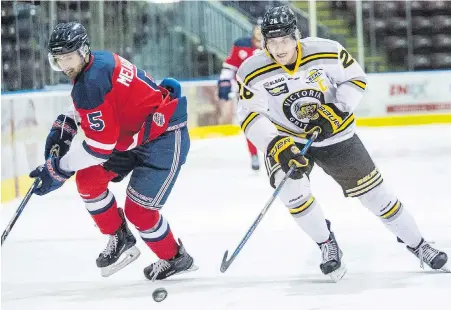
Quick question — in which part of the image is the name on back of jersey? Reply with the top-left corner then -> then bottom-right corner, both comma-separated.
117,56 -> 134,87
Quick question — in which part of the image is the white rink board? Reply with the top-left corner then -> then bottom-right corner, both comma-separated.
355,70 -> 451,117
1,125 -> 451,310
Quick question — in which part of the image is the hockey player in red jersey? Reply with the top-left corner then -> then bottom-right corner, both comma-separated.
29,22 -> 196,281
218,25 -> 262,170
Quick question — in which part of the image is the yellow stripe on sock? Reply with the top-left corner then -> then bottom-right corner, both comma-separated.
381,201 -> 401,219
289,197 -> 315,215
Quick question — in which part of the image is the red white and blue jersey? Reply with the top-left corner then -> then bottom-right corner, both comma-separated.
59,51 -> 187,172
219,37 -> 259,81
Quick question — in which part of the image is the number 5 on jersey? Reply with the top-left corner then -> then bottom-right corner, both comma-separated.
88,111 -> 105,131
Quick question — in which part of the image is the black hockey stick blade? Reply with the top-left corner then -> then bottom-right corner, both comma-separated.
220,250 -> 229,273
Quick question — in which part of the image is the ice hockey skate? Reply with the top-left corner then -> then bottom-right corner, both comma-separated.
406,239 -> 449,272
144,239 -> 198,281
96,208 -> 141,277
318,221 -> 347,282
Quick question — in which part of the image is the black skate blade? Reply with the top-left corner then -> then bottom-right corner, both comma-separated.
101,246 -> 141,277
327,263 -> 347,283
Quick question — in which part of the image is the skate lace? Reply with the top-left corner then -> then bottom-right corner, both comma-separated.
150,260 -> 171,281
418,242 -> 439,269
321,240 -> 338,263
102,234 -> 119,257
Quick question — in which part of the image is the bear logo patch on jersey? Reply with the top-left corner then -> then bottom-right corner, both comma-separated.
294,102 -> 320,120
265,83 -> 289,96
153,112 -> 165,127
282,89 -> 325,129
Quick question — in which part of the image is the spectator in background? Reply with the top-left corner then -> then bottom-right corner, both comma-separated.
217,25 -> 263,171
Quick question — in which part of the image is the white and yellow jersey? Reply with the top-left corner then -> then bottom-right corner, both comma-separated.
236,37 -> 367,151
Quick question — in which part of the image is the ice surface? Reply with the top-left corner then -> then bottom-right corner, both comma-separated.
2,125 -> 451,310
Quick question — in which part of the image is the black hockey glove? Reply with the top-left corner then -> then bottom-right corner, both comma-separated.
102,150 -> 142,183
29,157 -> 74,196
45,114 -> 78,159
267,136 -> 309,179
305,103 -> 350,142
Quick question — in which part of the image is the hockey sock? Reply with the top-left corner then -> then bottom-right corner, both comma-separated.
84,190 -> 123,235
275,171 -> 330,244
381,205 -> 423,248
144,229 -> 178,260
124,198 -> 178,260
358,183 -> 422,248
76,165 -> 121,235
289,196 -> 331,244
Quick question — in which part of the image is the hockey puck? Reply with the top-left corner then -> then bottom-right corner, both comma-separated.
152,288 -> 168,302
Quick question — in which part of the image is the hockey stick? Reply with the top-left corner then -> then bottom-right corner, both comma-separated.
1,147 -> 59,246
220,131 -> 319,272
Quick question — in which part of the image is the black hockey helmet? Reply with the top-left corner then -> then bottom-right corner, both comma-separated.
48,22 -> 90,71
48,22 -> 90,56
261,6 -> 298,40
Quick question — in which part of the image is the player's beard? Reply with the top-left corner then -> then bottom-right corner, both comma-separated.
64,69 -> 77,79
63,63 -> 85,80
61,57 -> 87,80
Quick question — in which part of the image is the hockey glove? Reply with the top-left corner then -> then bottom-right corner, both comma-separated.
45,114 -> 78,159
267,136 -> 309,179
102,150 -> 142,183
218,80 -> 232,100
29,157 -> 74,196
160,77 -> 182,99
305,103 -> 349,142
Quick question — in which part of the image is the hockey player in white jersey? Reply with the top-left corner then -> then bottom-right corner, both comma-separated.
236,5 -> 448,282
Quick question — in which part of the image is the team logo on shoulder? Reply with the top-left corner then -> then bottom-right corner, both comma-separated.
306,68 -> 328,91
265,83 -> 289,96
153,112 -> 165,127
306,68 -> 323,84
238,50 -> 248,60
282,89 -> 325,128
